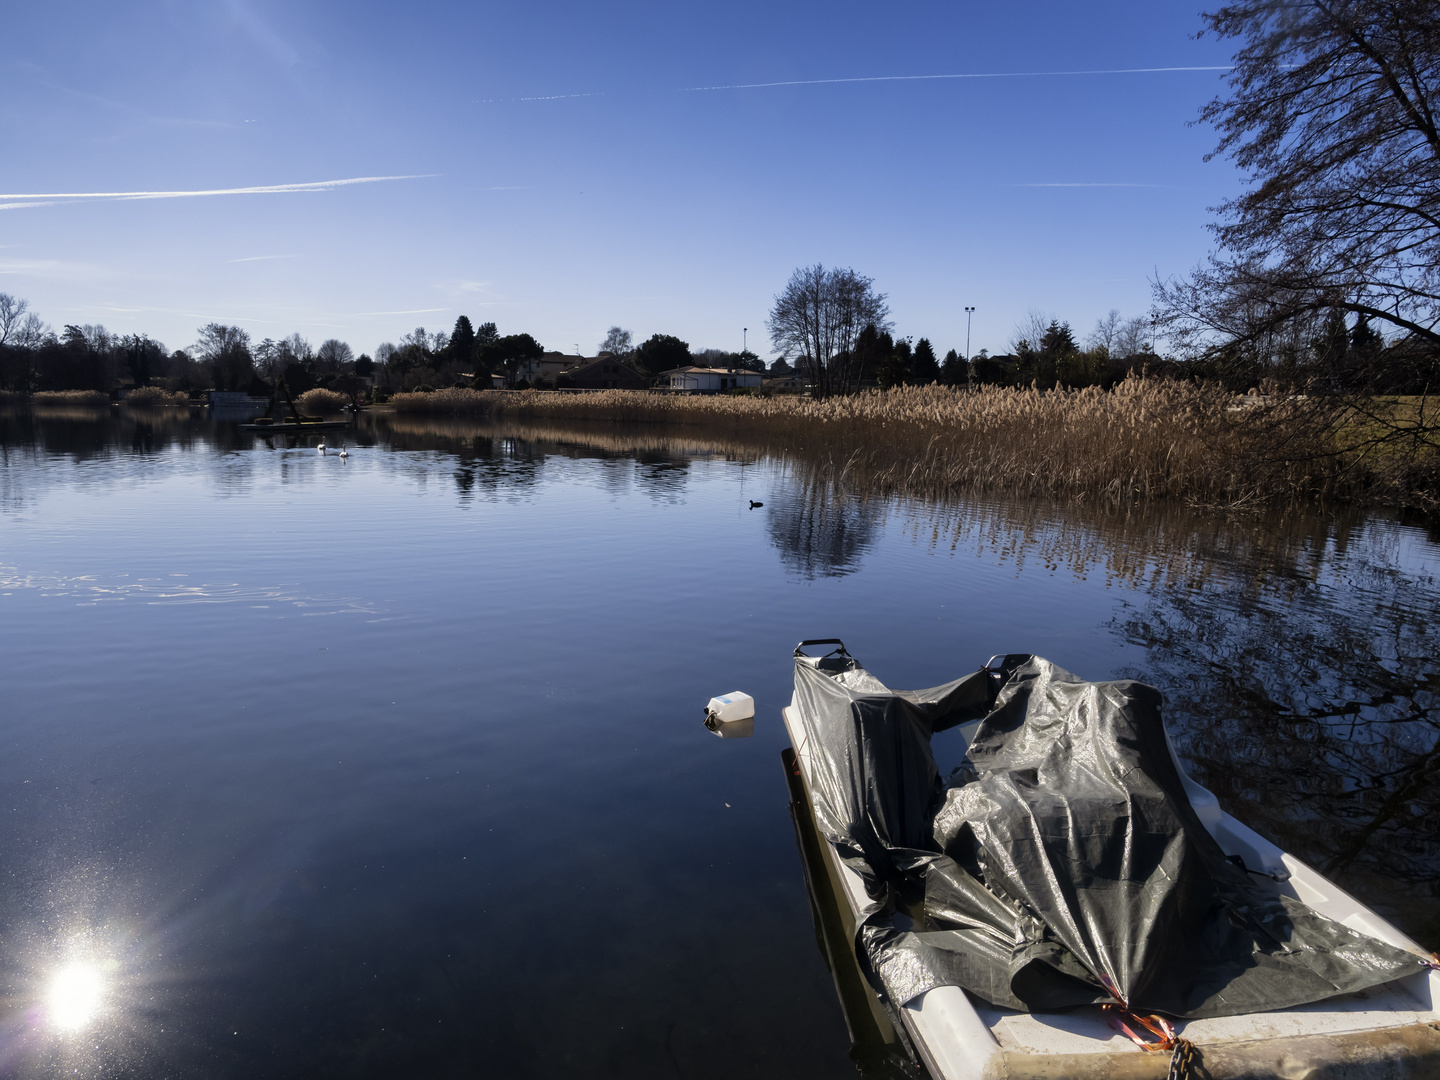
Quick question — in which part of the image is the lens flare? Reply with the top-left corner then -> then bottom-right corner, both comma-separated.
46,962 -> 105,1030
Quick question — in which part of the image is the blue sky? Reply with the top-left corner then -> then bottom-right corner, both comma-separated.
0,1 -> 1239,360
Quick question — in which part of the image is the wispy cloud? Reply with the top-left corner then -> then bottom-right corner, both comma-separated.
229,254 -> 296,263
0,175 -> 433,210
0,257 -> 115,281
350,308 -> 449,317
681,66 -> 1231,92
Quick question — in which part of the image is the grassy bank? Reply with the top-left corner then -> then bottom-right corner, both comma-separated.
388,381 -> 1436,508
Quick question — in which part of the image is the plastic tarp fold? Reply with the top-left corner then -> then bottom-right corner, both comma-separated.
790,650 -> 1429,1018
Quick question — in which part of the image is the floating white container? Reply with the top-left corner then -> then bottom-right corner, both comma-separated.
705,691 -> 754,724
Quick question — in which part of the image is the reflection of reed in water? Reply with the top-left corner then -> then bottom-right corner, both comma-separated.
891,494 -> 1413,594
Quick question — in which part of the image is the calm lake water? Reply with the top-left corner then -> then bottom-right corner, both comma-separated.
1,405 -> 1437,1079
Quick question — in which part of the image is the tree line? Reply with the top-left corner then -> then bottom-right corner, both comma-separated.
0,298 -> 783,398
763,265 -> 1165,397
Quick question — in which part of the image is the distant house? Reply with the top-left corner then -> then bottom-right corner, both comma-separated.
661,367 -> 763,393
558,356 -> 647,390
762,375 -> 808,392
515,352 -> 586,385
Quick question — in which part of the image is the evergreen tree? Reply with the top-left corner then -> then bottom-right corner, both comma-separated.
1040,320 -> 1080,386
912,338 -> 939,383
633,334 -> 691,376
852,324 -> 893,385
1351,315 -> 1381,355
877,338 -> 912,389
941,348 -> 968,387
449,316 -> 477,369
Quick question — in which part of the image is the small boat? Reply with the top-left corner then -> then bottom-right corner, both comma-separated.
781,641 -> 1440,1080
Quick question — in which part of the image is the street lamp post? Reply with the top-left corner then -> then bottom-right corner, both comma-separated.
743,327 -> 747,355
964,306 -> 976,363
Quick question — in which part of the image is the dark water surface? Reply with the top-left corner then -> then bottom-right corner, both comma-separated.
1,405 -> 1437,1078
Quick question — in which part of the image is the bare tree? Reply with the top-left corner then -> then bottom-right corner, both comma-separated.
1087,309 -> 1123,355
194,323 -> 254,391
0,293 -> 29,348
599,326 -> 633,355
315,338 -> 355,373
1113,316 -> 1154,359
283,333 -> 314,364
1010,310 -> 1055,356
1161,0 -> 1440,358
14,314 -> 49,349
252,339 -> 284,381
766,265 -> 891,396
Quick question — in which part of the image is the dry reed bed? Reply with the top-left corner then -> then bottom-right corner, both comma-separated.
122,386 -> 191,406
24,390 -> 112,406
1,388 -> 193,406
390,381 -> 1342,505
297,388 -> 350,413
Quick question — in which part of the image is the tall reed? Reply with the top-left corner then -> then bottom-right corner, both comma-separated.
30,390 -> 110,406
297,388 -> 349,413
388,381 -> 1382,506
122,386 -> 191,407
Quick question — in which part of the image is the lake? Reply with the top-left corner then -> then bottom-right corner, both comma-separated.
1,404 -> 1436,1079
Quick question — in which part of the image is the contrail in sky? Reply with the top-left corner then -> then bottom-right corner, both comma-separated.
1017,182 -> 1170,188
681,66 -> 1231,92
0,175 -> 432,206
480,66 -> 1233,104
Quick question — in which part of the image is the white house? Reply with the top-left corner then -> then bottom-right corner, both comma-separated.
661,367 -> 763,393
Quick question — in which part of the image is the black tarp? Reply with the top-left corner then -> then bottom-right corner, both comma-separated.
790,647 -> 1430,1018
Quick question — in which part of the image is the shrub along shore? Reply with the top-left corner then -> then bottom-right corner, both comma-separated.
387,382 -> 1438,511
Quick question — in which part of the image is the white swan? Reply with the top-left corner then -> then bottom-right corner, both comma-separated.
338,444 -> 348,459
317,440 -> 326,454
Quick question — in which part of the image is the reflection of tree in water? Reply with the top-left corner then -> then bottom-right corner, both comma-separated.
447,437 -> 543,502
0,405 -> 261,502
1110,526 -> 1440,947
894,497 -> 1440,946
766,481 -> 882,579
633,449 -> 691,503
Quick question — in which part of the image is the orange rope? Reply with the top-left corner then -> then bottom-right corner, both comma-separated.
1099,978 -> 1198,1080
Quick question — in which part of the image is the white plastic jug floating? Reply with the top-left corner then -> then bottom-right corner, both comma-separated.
705,691 -> 754,724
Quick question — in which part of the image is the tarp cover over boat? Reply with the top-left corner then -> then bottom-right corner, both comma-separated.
790,647 -> 1430,1019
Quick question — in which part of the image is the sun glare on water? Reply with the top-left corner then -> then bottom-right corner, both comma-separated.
47,962 -> 105,1030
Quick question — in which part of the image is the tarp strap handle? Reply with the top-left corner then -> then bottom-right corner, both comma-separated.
794,638 -> 850,658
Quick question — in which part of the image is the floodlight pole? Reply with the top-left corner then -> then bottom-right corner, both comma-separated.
964,307 -> 976,361
743,327 -> 747,355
